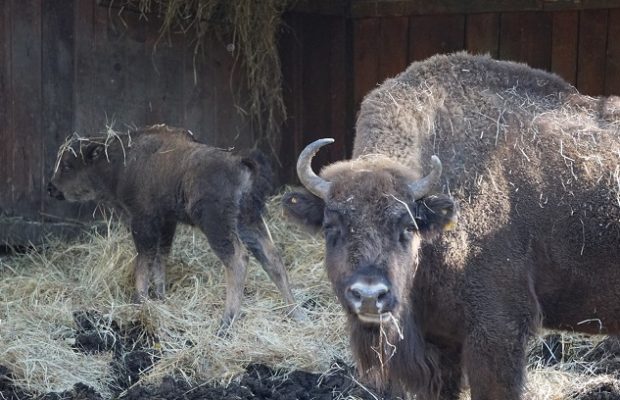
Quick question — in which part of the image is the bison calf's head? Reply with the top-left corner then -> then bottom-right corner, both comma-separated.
49,142 -> 109,202
284,139 -> 456,327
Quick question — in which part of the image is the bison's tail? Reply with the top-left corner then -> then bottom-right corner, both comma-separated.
240,149 -> 274,220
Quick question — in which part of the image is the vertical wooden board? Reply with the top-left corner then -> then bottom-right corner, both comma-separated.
144,18 -> 185,126
499,13 -> 523,62
73,0 -> 95,135
408,14 -> 465,62
9,0 -> 43,218
0,0 -> 13,215
92,7 -> 147,131
302,15 -> 339,171
278,13 -> 304,183
522,12 -> 552,70
378,17 -> 409,80
466,13 -> 499,57
41,1 -> 78,219
551,11 -> 578,85
499,12 -> 552,70
328,16 -> 350,160
182,37 -> 218,145
577,9 -> 608,95
212,38 -> 251,150
605,9 -> 620,95
353,18 -> 380,113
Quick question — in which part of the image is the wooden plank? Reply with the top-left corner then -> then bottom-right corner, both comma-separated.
499,12 -> 552,70
0,0 -> 13,218
144,17 -> 185,126
292,0 -> 620,16
551,11 -> 578,85
544,0 -> 620,11
73,0 -> 96,135
408,14 -> 465,62
353,18 -> 380,110
521,12 -> 553,70
605,8 -> 620,95
329,17 -> 350,159
41,1 -> 79,220
302,15 -> 342,172
279,13 -> 304,183
378,17 -> 409,80
10,0 -> 43,219
577,9 -> 609,95
466,13 -> 500,57
350,0 -> 541,17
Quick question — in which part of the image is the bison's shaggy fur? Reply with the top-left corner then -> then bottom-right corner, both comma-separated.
284,52 -> 620,399
49,124 -> 300,331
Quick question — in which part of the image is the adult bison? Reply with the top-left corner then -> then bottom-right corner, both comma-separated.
283,52 -> 620,399
49,124 -> 300,331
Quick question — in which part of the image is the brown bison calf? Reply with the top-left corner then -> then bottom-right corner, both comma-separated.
49,124 -> 300,331
284,53 -> 620,399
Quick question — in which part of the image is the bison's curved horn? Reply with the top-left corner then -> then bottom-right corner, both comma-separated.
296,138 -> 334,199
408,155 -> 442,199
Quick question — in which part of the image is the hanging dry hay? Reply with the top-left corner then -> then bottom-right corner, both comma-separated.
117,0 -> 291,156
2,193 -> 620,399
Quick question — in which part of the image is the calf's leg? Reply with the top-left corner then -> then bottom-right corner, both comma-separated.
238,221 -> 302,319
194,205 -> 249,334
130,218 -> 161,303
151,218 -> 177,299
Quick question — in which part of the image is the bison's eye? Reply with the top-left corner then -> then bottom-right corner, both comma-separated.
399,224 -> 417,243
61,162 -> 73,172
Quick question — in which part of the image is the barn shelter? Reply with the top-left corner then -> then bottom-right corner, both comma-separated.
2,0 -> 620,245
2,1 -> 620,399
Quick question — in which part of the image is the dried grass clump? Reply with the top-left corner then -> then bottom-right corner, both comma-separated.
0,193 -> 350,397
121,0 -> 291,154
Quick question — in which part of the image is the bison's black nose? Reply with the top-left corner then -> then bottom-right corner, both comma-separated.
345,280 -> 394,321
47,182 -> 65,200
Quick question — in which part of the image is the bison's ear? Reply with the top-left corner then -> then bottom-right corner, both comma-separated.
414,194 -> 457,238
282,188 -> 325,233
86,144 -> 105,163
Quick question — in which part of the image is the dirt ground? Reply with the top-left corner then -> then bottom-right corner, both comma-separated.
0,310 -> 391,400
2,310 -> 620,400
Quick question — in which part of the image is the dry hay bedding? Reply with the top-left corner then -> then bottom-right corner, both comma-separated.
1,194 -> 620,400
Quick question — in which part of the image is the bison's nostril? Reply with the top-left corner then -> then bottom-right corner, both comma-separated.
350,288 -> 362,301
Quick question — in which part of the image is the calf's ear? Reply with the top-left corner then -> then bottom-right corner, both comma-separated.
282,188 -> 325,232
414,194 -> 457,238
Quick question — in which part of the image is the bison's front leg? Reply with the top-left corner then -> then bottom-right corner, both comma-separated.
130,216 -> 173,302
151,218 -> 177,299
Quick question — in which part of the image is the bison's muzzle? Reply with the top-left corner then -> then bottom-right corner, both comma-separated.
345,271 -> 396,324
47,182 -> 65,200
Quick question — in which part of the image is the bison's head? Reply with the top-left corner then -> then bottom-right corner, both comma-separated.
48,142 -> 108,202
284,139 -> 456,328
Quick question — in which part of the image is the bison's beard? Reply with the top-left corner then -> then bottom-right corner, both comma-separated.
348,306 -> 441,398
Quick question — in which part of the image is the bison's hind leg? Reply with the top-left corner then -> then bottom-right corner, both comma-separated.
193,204 -> 249,335
238,221 -> 303,321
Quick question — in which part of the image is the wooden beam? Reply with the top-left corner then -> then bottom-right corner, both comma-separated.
291,0 -> 620,17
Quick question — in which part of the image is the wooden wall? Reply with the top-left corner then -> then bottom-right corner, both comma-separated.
0,1 -> 252,244
279,2 -> 620,183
